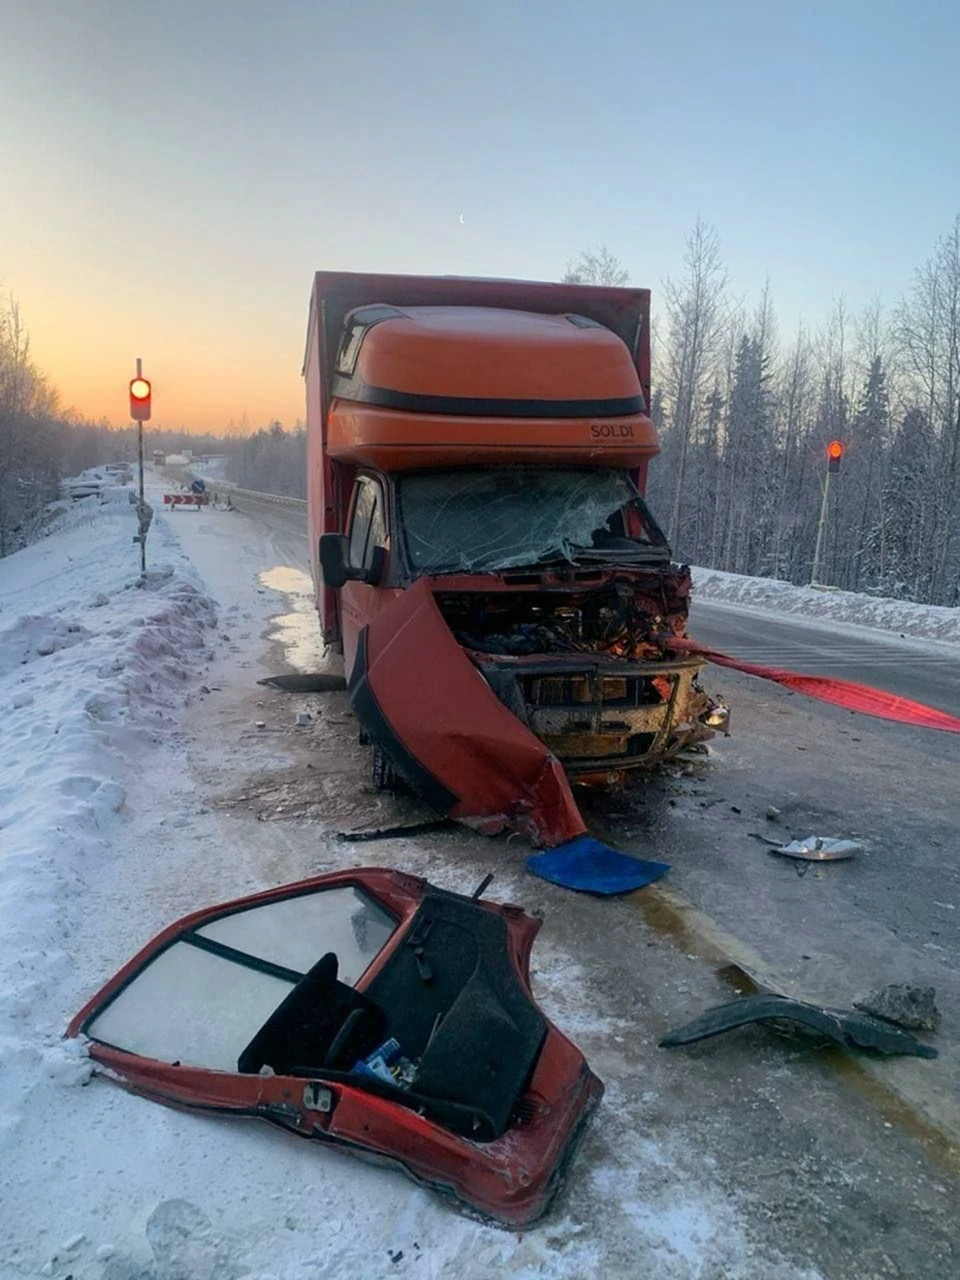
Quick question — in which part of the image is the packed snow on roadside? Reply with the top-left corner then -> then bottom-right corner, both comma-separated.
0,499 -> 220,1277
693,566 -> 960,645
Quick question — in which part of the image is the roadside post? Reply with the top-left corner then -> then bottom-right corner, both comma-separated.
129,360 -> 152,574
810,440 -> 843,587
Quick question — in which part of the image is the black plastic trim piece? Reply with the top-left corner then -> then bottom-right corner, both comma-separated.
348,627 -> 459,813
660,994 -> 938,1059
335,306 -> 405,375
331,376 -> 645,419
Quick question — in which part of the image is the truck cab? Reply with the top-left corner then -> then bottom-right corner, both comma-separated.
304,275 -> 720,848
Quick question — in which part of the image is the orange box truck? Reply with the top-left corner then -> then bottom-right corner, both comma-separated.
304,273 -> 723,850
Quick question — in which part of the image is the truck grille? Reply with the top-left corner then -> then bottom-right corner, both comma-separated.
519,672 -> 677,765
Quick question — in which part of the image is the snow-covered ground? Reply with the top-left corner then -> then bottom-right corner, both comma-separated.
189,456 -> 228,482
0,490 -> 828,1280
693,566 -> 960,646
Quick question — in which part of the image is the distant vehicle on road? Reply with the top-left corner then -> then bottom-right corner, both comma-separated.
152,450 -> 166,466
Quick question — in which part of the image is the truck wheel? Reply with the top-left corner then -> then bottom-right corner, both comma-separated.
372,746 -> 402,792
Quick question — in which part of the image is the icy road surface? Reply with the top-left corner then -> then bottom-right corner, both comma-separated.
0,482 -> 958,1279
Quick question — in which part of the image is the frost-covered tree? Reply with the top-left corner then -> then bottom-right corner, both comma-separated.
562,246 -> 629,287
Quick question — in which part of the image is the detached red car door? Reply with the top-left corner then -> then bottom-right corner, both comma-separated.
68,868 -> 603,1226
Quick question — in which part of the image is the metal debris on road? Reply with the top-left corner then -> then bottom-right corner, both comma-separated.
659,993 -> 938,1059
854,984 -> 942,1033
295,712 -> 312,726
773,835 -> 861,861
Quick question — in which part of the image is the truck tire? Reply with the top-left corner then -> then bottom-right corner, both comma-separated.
372,746 -> 403,792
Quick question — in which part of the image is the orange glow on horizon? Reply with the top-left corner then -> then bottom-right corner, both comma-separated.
7,270 -> 306,435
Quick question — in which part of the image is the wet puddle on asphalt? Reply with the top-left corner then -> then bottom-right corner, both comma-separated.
258,566 -> 328,674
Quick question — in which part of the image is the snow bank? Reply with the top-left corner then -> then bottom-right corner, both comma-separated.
692,567 -> 960,645
0,500 -> 218,1188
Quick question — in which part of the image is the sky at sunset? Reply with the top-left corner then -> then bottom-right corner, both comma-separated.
2,0 -> 959,433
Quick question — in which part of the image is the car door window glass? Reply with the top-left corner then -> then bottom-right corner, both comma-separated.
348,481 -> 376,568
367,491 -> 386,566
196,886 -> 396,984
349,479 -> 387,571
83,886 -> 398,1071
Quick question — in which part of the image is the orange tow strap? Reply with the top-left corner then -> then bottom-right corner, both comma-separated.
667,636 -> 960,734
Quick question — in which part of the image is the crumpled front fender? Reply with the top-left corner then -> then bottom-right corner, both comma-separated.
347,578 -> 587,847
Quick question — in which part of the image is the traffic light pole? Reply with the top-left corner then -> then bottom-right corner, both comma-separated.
810,468 -> 832,587
135,357 -> 146,575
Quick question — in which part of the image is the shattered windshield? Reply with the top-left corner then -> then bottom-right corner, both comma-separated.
396,468 -> 670,574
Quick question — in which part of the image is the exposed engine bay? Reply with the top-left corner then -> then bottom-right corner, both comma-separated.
435,569 -> 727,778
438,570 -> 690,659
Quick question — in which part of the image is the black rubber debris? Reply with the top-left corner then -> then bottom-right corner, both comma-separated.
257,673 -> 348,692
659,993 -> 938,1059
337,818 -> 458,843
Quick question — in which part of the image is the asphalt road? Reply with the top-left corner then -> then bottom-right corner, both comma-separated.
224,488 -> 310,570
691,597 -> 960,717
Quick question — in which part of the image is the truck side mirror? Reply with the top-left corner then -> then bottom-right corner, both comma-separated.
365,545 -> 387,586
319,533 -> 351,588
320,534 -> 386,589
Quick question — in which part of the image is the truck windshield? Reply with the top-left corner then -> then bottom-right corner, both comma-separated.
396,468 -> 670,574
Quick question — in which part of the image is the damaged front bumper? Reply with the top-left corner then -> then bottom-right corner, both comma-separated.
473,650 -> 718,783
348,576 -> 725,847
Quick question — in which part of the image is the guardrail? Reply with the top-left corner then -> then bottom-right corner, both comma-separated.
227,486 -> 307,511
174,467 -> 308,512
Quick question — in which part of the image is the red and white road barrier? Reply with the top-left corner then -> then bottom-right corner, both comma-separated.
163,493 -> 210,509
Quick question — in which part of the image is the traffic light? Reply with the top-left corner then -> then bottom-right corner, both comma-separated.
130,376 -> 152,422
827,440 -> 844,473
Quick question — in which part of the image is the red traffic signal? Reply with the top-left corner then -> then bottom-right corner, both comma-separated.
827,439 -> 843,472
129,376 -> 152,422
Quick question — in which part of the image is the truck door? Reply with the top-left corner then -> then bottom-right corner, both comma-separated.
340,475 -> 390,676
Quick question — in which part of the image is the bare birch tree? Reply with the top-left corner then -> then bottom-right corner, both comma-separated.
659,219 -> 728,549
563,246 -> 629,287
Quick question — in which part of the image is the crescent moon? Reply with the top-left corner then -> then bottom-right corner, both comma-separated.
459,213 -> 465,225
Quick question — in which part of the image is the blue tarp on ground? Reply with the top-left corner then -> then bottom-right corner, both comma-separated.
526,836 -> 669,895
